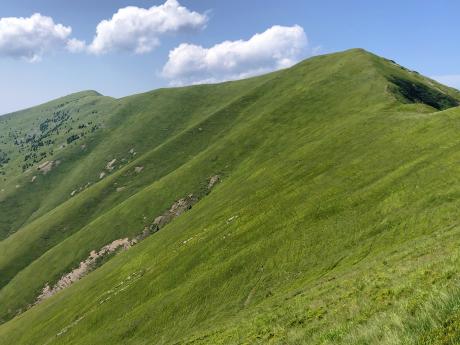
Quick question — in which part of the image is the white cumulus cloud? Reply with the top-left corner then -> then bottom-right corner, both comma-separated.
162,25 -> 308,85
66,38 -> 86,53
0,13 -> 73,61
88,0 -> 208,55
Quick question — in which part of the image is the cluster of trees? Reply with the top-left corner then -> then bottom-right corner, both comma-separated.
0,102 -> 104,175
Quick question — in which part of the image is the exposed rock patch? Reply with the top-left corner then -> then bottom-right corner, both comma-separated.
106,159 -> 117,171
37,160 -> 60,175
36,238 -> 133,304
208,175 -> 220,190
38,161 -> 54,174
152,194 -> 198,230
34,194 -> 200,306
227,215 -> 238,224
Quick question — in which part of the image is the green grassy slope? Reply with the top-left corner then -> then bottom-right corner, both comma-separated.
0,91 -> 117,237
0,75 -> 272,292
2,49 -> 460,344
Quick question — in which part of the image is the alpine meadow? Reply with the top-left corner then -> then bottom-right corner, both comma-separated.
2,47 -> 460,344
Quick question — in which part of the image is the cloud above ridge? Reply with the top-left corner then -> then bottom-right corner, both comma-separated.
162,25 -> 309,85
0,13 -> 73,62
0,1 -> 208,61
87,0 -> 208,55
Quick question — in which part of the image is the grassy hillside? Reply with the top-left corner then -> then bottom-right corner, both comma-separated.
2,49 -> 460,344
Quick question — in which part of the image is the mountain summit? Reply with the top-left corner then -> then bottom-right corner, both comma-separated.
1,49 -> 460,344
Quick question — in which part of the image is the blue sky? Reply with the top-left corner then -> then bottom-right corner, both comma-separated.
1,0 -> 460,114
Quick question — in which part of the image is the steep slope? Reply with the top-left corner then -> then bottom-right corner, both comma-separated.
2,49 -> 460,344
0,75 -> 272,293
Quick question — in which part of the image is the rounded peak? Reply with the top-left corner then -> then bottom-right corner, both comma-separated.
341,48 -> 375,57
68,90 -> 102,98
345,48 -> 368,53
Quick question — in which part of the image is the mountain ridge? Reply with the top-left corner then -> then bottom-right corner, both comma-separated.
2,48 -> 460,344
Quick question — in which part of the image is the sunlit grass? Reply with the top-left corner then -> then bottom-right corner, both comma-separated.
2,49 -> 460,344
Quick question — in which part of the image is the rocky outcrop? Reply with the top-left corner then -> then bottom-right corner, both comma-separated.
208,175 -> 220,190
36,238 -> 133,304
34,175 -> 222,307
106,159 -> 117,171
37,160 -> 60,175
152,194 -> 198,230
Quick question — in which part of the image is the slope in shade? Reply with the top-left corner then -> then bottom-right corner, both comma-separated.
389,76 -> 459,110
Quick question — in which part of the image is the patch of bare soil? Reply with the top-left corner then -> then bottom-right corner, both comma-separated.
208,175 -> 220,190
106,159 -> 117,171
152,194 -> 198,230
37,161 -> 53,174
36,238 -> 132,303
